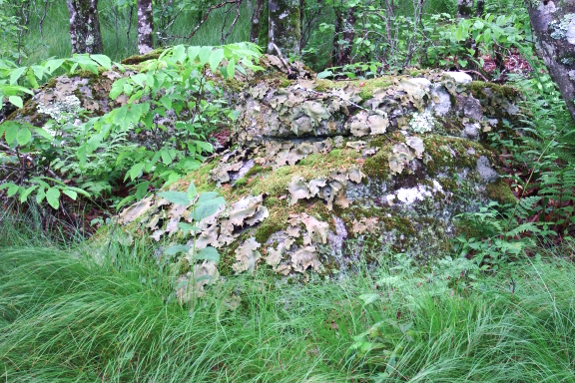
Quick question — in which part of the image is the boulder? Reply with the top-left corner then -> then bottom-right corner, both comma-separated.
116,62 -> 520,284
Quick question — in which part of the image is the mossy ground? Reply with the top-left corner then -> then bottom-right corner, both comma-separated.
470,81 -> 519,100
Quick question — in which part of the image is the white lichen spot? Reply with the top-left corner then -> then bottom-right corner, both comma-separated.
408,110 -> 435,133
278,11 -> 289,20
388,181 -> 444,205
86,34 -> 94,46
37,95 -> 81,123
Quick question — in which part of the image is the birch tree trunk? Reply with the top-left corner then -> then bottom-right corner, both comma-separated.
268,0 -> 301,57
525,0 -> 575,121
137,0 -> 154,54
250,0 -> 266,45
66,0 -> 103,54
457,0 -> 473,19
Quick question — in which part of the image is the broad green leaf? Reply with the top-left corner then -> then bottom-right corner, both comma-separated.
33,127 -> 54,141
209,49 -> 225,72
158,191 -> 190,206
8,95 -> 23,108
9,67 -> 27,85
165,244 -> 190,255
110,78 -> 127,100
45,59 -> 65,74
19,185 -> 37,203
135,181 -> 150,200
128,162 -> 145,181
46,188 -> 61,209
7,184 -> 19,197
16,126 -> 31,146
172,45 -> 186,63
192,197 -> 225,222
187,46 -> 201,63
4,122 -> 19,144
199,46 -> 213,66
36,187 -> 46,204
31,65 -> 46,80
90,54 -> 112,69
63,189 -> 78,200
195,246 -> 220,262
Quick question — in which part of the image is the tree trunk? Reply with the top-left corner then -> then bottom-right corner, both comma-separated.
457,0 -> 473,19
250,0 -> 265,44
137,0 -> 154,54
66,0 -> 103,54
268,0 -> 301,57
476,0 -> 485,17
525,0 -> 575,121
332,6 -> 357,66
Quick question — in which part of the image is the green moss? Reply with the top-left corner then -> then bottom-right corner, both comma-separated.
422,135 -> 490,175
72,66 -> 107,79
248,149 -> 361,197
314,77 -> 394,100
234,178 -> 248,188
486,179 -> 516,204
245,165 -> 264,178
470,81 -> 518,100
121,49 -> 165,65
46,78 -> 57,89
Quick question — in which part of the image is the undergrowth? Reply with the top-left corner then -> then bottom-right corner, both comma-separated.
1,226 -> 575,382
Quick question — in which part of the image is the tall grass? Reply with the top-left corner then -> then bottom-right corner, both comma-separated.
1,232 -> 575,381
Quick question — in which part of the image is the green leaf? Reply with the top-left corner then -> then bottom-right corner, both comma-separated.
90,54 -> 112,69
209,49 -> 225,72
187,181 -> 197,199
158,191 -> 190,206
195,246 -> 220,262
9,67 -> 27,85
178,222 -> 198,235
45,59 -> 65,74
165,244 -> 190,255
7,184 -> 19,197
192,197 -> 225,221
172,45 -> 186,63
227,58 -> 236,79
4,122 -> 19,145
187,46 -> 201,63
199,46 -> 213,66
33,127 -> 54,141
127,162 -> 145,181
16,126 -> 31,146
36,187 -> 46,204
63,189 -> 78,200
46,188 -> 61,209
8,95 -> 23,108
110,78 -> 127,100
19,185 -> 38,203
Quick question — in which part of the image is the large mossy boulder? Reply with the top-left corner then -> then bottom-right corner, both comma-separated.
116,60 -> 520,289
5,54 -> 520,291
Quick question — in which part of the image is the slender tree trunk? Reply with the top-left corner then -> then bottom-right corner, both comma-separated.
333,6 -> 357,66
137,0 -> 154,54
66,0 -> 103,54
525,0 -> 575,121
268,0 -> 301,57
250,0 -> 265,44
457,0 -> 473,19
476,0 -> 485,17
